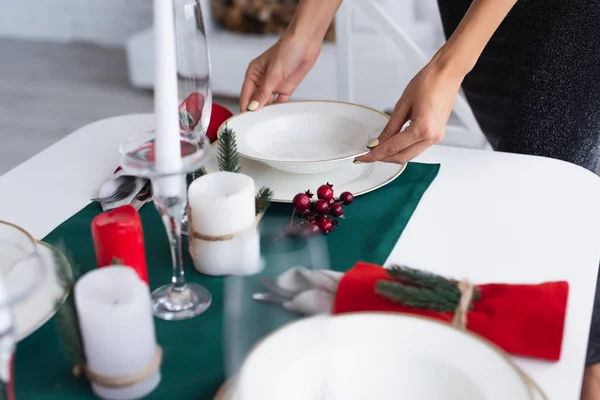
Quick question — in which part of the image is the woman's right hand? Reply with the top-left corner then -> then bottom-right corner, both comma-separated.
239,34 -> 322,112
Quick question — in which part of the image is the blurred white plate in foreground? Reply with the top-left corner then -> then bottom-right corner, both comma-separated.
224,313 -> 535,400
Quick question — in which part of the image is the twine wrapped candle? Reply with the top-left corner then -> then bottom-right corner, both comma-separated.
187,172 -> 262,276
75,266 -> 161,400
91,205 -> 149,284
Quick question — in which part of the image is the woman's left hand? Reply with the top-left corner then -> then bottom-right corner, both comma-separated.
355,59 -> 465,164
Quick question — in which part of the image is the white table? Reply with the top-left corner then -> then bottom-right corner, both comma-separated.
2,114 -> 600,399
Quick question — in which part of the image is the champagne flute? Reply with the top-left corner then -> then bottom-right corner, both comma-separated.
173,0 -> 213,235
120,131 -> 212,320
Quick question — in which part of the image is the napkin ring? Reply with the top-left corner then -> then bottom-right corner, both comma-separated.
451,281 -> 548,400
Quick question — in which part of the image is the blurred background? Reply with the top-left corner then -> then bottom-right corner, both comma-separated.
0,0 -> 492,175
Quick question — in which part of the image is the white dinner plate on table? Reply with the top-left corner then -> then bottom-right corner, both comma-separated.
216,101 -> 389,174
219,313 -> 539,400
204,151 -> 405,203
11,241 -> 69,341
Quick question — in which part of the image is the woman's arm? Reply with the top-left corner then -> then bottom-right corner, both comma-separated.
239,0 -> 342,111
433,0 -> 518,77
287,0 -> 343,44
357,0 -> 519,164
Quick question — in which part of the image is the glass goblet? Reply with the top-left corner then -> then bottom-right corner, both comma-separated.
0,221 -> 46,400
223,218 -> 333,399
119,131 -> 212,320
174,0 -> 213,235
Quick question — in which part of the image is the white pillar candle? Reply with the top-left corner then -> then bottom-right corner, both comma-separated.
154,0 -> 182,196
75,267 -> 160,400
188,172 -> 262,276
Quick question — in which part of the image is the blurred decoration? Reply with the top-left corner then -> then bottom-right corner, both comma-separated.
210,0 -> 336,41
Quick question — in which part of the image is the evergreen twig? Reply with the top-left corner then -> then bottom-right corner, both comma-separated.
52,242 -> 85,375
217,126 -> 241,173
255,187 -> 273,215
375,281 -> 460,312
386,265 -> 481,301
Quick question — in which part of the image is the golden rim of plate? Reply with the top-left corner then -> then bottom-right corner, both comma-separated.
0,220 -> 37,245
214,311 -> 546,400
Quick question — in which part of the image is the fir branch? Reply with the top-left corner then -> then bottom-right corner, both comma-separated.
255,187 -> 273,215
387,265 -> 481,302
375,281 -> 459,312
52,242 -> 85,375
217,126 -> 241,173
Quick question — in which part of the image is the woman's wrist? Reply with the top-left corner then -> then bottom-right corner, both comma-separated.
429,43 -> 476,81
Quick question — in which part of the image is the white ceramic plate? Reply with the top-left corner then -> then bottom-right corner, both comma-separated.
223,313 -> 535,400
217,101 -> 389,174
204,151 -> 405,203
11,241 -> 69,341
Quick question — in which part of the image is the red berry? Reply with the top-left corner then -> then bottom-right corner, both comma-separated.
329,198 -> 336,205
317,183 -> 334,201
302,223 -> 321,237
314,199 -> 330,215
329,203 -> 344,217
293,193 -> 311,211
318,217 -> 334,234
339,191 -> 354,205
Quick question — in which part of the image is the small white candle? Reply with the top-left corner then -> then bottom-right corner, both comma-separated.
75,267 -> 160,400
154,0 -> 182,196
188,172 -> 262,276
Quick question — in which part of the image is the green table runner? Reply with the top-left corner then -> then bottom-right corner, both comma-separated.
15,162 -> 439,399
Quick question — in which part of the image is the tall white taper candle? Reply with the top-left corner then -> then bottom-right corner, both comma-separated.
154,0 -> 183,196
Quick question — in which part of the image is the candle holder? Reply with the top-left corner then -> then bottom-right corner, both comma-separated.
119,131 -> 212,320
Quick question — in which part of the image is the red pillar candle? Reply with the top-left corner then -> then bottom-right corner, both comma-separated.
91,205 -> 149,284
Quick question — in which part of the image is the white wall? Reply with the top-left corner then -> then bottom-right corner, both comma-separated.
0,0 -> 152,47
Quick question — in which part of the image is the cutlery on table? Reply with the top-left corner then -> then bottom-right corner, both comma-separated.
92,177 -> 137,203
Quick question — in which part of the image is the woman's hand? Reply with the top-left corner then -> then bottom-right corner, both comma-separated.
240,35 -> 322,112
355,59 -> 465,165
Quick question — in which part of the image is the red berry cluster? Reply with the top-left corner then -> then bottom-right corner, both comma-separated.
289,183 -> 354,236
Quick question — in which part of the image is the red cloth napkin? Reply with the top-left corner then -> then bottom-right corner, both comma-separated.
332,262 -> 569,361
179,93 -> 233,143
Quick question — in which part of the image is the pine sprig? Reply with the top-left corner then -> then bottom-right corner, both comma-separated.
255,187 -> 273,215
217,126 -> 241,173
386,265 -> 481,301
375,280 -> 469,312
52,242 -> 86,375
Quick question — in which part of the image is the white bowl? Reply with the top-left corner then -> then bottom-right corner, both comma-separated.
217,101 -> 389,174
233,313 -> 535,400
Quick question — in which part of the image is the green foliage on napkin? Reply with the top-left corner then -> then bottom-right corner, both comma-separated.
375,265 -> 481,311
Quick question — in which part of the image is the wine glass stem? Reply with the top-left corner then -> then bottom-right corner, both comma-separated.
155,192 -> 187,292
